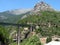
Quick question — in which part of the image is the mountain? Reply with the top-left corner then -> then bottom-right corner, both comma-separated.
7,9 -> 31,15
18,1 -> 60,37
0,1 -> 60,45
0,9 -> 31,23
0,1 -> 58,23
32,1 -> 54,13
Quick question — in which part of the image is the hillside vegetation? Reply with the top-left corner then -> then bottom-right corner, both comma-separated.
10,35 -> 42,45
19,11 -> 60,36
0,11 -> 60,45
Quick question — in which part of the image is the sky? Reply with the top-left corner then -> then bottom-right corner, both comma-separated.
0,0 -> 60,12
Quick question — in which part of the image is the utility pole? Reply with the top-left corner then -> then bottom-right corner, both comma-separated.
17,26 -> 20,45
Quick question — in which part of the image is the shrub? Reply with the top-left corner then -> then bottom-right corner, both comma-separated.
46,36 -> 52,43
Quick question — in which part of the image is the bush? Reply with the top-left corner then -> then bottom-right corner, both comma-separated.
0,26 -> 10,45
21,35 -> 42,45
46,36 -> 52,43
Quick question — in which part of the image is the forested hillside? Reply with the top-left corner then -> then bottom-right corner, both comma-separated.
0,1 -> 60,45
19,11 -> 60,36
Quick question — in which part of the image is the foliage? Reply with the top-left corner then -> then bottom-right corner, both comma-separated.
20,35 -> 42,45
0,26 -> 10,45
9,35 -> 42,45
0,26 -> 16,45
46,36 -> 52,43
18,11 -> 60,36
0,26 -> 9,39
35,27 -> 42,34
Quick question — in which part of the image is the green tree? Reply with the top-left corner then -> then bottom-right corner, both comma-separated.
46,36 -> 52,43
0,26 -> 10,45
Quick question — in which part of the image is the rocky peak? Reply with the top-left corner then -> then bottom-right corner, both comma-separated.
33,1 -> 54,12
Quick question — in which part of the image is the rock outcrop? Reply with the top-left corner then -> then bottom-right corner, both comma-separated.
32,1 -> 54,12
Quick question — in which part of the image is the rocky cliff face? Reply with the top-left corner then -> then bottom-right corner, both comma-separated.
32,1 -> 54,12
